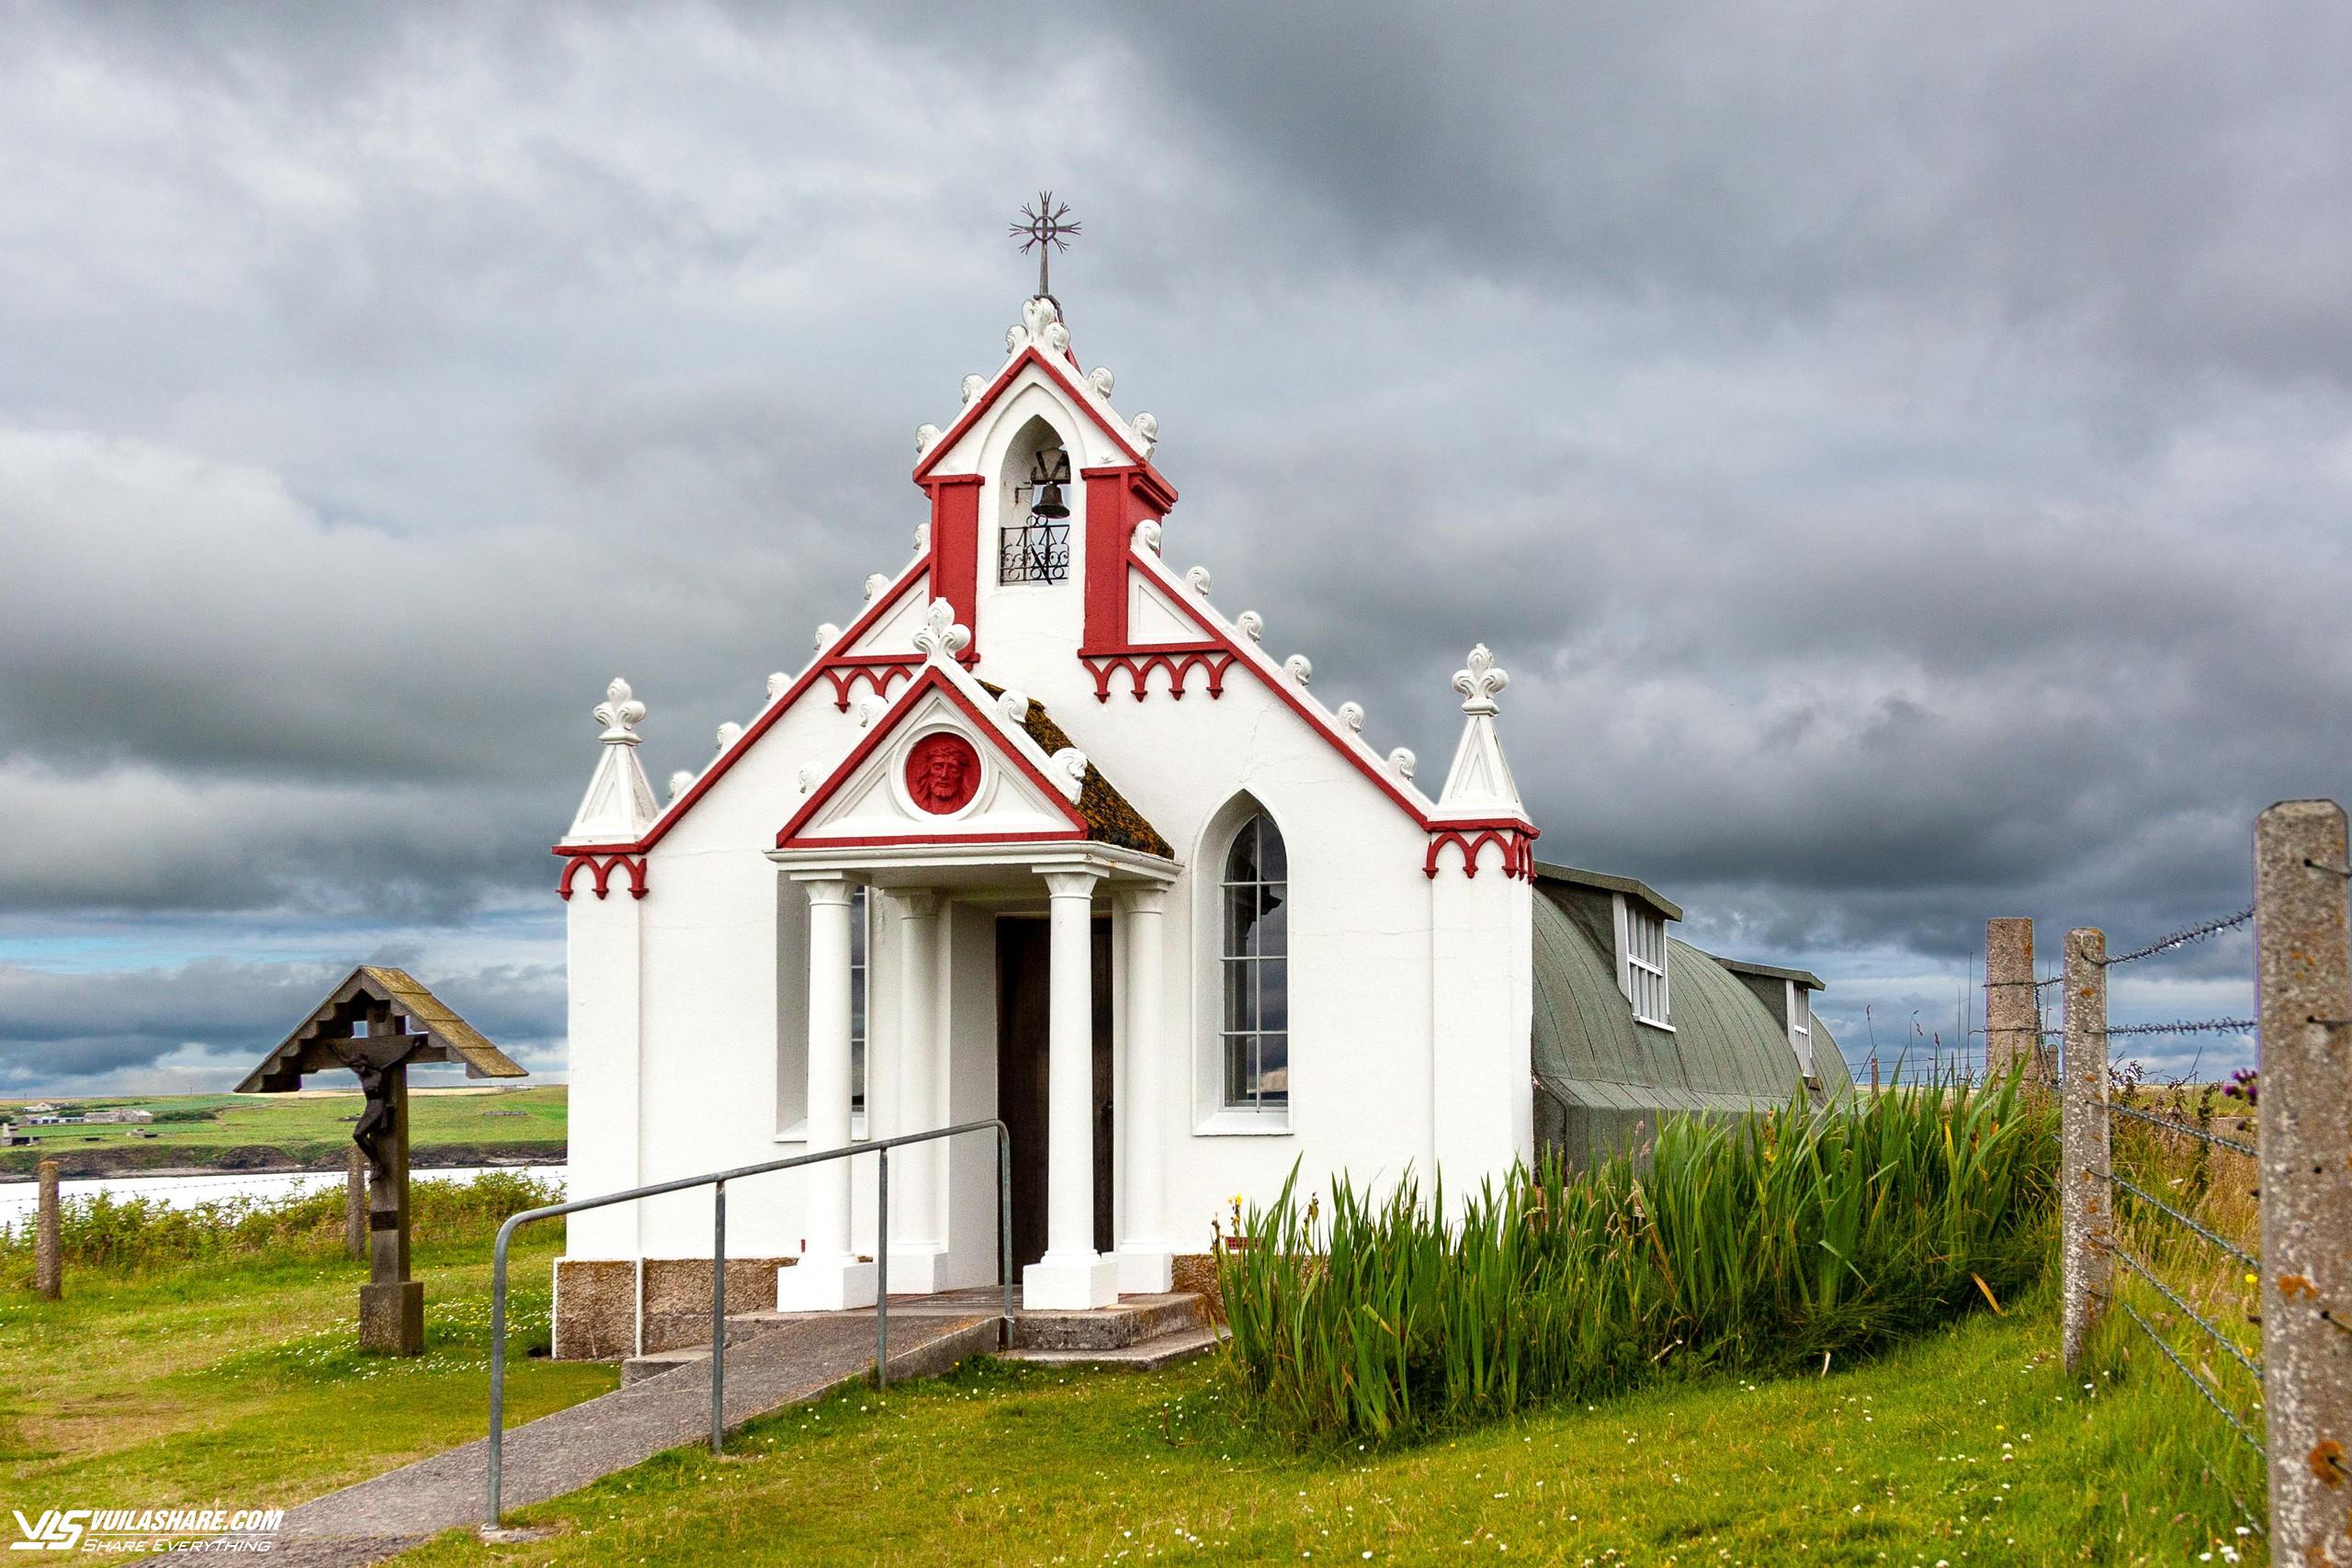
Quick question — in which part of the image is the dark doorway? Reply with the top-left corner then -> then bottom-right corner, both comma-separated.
995,915 -> 1114,1272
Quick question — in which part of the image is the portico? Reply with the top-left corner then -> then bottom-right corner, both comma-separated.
771,844 -> 1178,1312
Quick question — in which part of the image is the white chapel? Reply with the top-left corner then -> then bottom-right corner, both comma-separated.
549,281 -> 1848,1357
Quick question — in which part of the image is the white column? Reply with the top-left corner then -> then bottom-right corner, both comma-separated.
888,890 -> 948,1292
1024,866 -> 1120,1309
777,874 -> 876,1312
1115,886 -> 1173,1292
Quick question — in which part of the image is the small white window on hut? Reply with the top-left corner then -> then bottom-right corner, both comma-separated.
1615,896 -> 1672,1030
1789,983 -> 1816,1077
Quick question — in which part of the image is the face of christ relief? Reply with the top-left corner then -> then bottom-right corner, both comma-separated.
904,732 -> 981,815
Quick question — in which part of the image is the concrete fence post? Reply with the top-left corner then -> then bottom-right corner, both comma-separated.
345,1144 -> 368,1261
34,1159 -> 61,1300
1984,917 -> 2042,1085
2253,800 -> 2352,1563
2060,926 -> 2111,1373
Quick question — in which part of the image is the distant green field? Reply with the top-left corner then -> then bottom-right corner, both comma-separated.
0,1087 -> 567,1178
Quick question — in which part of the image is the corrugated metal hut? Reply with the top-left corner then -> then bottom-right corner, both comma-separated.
1532,863 -> 1853,1169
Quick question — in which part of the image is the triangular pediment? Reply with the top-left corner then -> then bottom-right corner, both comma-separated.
843,569 -> 933,656
777,668 -> 1089,848
1126,567 -> 1202,646
913,298 -> 1160,482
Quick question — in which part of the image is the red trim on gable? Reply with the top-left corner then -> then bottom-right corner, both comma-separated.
821,660 -> 921,711
779,829 -> 1090,851
919,475 -> 983,651
1423,823 -> 1540,881
910,347 -> 1164,485
1132,558 -> 1448,831
1080,464 -> 1180,649
775,665 -> 1090,849
556,852 -> 648,900
1078,646 -> 1235,702
549,563 -> 935,862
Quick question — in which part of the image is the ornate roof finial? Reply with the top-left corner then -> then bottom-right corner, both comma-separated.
1011,191 -> 1080,302
594,678 -> 646,745
1452,644 -> 1509,716
911,596 -> 973,662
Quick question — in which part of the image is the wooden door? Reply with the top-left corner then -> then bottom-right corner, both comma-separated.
995,915 -> 1114,1271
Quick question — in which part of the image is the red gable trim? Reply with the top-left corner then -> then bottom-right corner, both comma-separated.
552,563 -> 933,860
775,665 -> 1090,849
1135,558 -> 1444,831
910,346 -> 1166,486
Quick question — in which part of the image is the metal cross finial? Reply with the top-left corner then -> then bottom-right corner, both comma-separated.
1010,191 -> 1080,299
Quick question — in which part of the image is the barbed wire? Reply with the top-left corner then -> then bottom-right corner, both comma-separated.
2109,1101 -> 2257,1157
2119,1301 -> 2267,1456
2106,1240 -> 2264,1383
2105,1168 -> 2261,1270
2104,908 -> 2255,967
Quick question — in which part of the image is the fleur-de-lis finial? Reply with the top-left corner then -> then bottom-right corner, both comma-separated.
911,597 -> 972,661
594,678 -> 646,744
1453,645 -> 1509,715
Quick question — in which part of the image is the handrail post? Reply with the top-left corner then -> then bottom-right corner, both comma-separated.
998,1123 -> 1014,1348
485,1213 -> 519,1530
710,1179 -> 726,1454
875,1145 -> 890,1389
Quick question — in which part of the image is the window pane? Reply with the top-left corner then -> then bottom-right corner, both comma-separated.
1258,958 -> 1288,1032
1225,817 -> 1259,883
1257,1033 -> 1288,1104
1256,818 -> 1286,882
1224,882 -> 1259,958
1225,1034 -> 1254,1104
1224,960 -> 1259,1032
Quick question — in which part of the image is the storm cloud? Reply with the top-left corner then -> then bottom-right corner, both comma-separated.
2,2 -> 2344,1090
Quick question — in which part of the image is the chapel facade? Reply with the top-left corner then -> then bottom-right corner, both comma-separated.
550,289 -> 1846,1357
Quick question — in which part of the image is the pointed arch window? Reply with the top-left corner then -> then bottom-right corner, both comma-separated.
1221,814 -> 1288,1110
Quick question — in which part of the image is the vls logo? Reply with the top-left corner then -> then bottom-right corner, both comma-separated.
9,1510 -> 86,1551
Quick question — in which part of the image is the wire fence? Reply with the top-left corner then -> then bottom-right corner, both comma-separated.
2016,805 -> 2352,1559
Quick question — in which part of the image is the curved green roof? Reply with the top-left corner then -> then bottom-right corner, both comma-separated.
1531,888 -> 1851,1168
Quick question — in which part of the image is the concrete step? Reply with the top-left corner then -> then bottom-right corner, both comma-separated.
1008,1292 -> 1208,1352
1002,1323 -> 1227,1371
618,1314 -> 793,1384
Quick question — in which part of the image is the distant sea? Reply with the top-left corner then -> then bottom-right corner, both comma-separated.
0,1163 -> 568,1232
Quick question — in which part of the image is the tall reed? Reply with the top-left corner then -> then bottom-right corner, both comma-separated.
1217,1077 -> 2056,1443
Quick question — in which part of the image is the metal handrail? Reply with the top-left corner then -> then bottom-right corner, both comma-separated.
484,1117 -> 1012,1530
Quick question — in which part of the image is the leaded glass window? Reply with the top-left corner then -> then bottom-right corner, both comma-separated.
1221,814 -> 1288,1110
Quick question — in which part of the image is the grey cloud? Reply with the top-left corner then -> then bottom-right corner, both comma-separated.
3,0 -> 2340,1088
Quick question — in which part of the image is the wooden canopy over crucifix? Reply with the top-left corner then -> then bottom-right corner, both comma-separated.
236,965 -> 525,1353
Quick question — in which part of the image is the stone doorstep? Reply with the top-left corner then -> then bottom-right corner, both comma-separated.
1001,1323 -> 1230,1371
734,1290 -> 1210,1351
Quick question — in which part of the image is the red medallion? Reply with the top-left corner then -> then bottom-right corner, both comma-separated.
904,732 -> 981,815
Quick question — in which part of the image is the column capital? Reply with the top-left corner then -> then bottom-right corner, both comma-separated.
796,873 -> 855,907
1116,885 -> 1170,916
1038,866 -> 1107,900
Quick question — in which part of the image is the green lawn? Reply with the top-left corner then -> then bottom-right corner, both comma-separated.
0,1225 -> 614,1508
0,1250 -> 2268,1564
394,1283 -> 2265,1567
0,1086 -> 567,1176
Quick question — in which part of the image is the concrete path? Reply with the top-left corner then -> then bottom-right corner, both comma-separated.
260,1311 -> 998,1566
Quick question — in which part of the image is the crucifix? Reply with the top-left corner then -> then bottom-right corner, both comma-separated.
1010,191 -> 1080,301
236,966 -> 525,1355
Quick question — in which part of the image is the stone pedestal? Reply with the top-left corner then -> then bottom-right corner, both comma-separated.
775,1255 -> 877,1313
359,1280 -> 424,1355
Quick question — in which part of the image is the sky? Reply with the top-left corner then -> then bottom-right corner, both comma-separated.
3,1 -> 2346,1096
